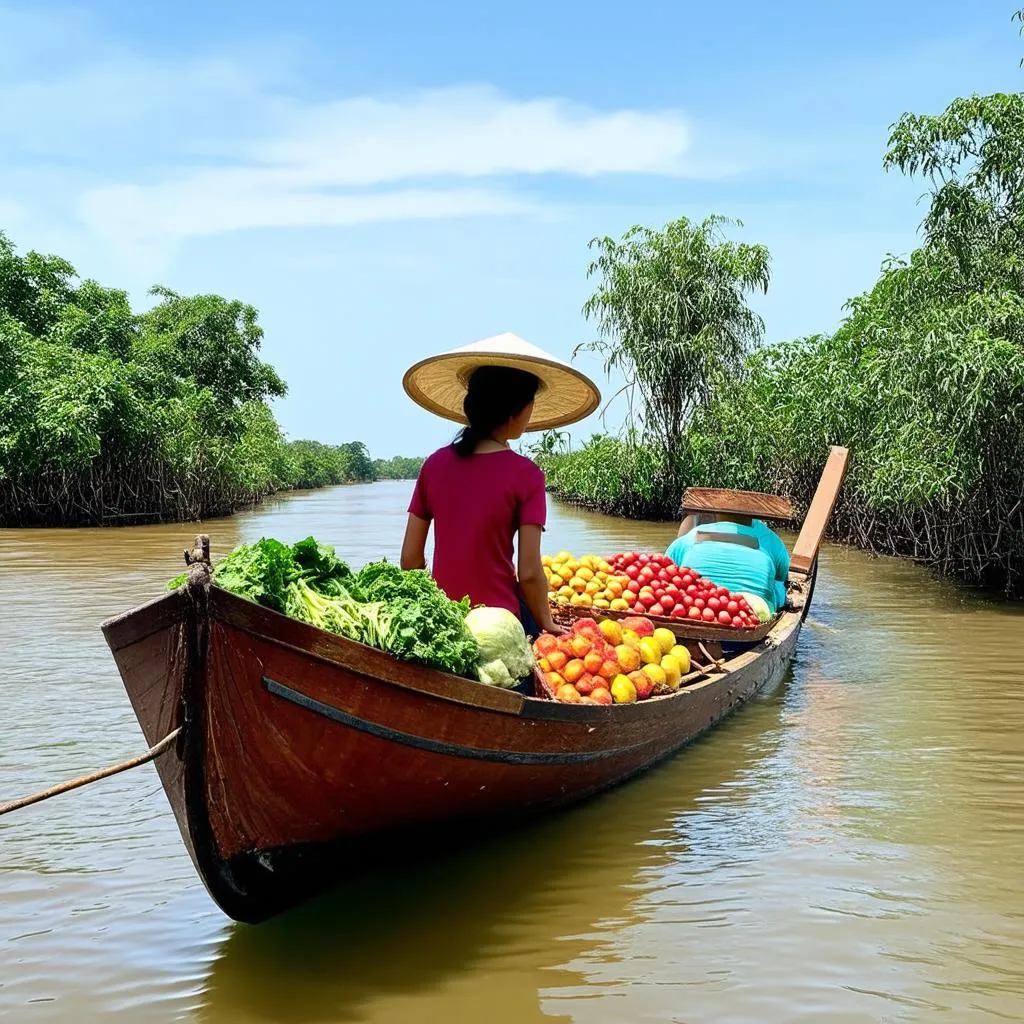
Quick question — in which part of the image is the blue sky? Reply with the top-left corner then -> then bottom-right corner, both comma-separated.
2,0 -> 1021,457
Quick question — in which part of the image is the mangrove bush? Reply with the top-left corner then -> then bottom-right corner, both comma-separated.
0,233 -> 379,525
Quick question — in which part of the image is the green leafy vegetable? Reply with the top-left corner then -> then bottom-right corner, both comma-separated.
211,537 -> 296,611
164,541 -> 478,676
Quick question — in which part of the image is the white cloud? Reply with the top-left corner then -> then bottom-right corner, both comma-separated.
79,183 -> 534,245
74,85 -> 694,252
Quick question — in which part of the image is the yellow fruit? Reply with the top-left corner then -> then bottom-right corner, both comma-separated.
569,576 -> 586,593
621,628 -> 641,649
605,580 -> 623,598
570,593 -> 585,606
653,628 -> 676,656
557,585 -> 574,598
541,554 -> 553,567
638,637 -> 661,665
556,594 -> 570,604
642,663 -> 667,688
585,580 -> 601,596
669,645 -> 691,674
593,598 -> 610,609
615,643 -> 641,672
555,550 -> 572,562
577,566 -> 594,582
599,619 -> 623,646
549,573 -> 564,589
577,593 -> 593,607
610,598 -> 630,611
598,561 -> 612,573
610,675 -> 637,704
565,560 -> 579,575
660,654 -> 682,689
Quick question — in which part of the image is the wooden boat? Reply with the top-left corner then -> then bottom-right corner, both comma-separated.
101,447 -> 848,923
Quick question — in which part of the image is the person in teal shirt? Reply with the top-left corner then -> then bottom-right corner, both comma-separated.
665,514 -> 790,613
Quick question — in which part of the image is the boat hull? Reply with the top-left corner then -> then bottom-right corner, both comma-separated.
102,578 -> 807,923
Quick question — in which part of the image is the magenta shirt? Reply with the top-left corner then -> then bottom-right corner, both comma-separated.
408,445 -> 547,615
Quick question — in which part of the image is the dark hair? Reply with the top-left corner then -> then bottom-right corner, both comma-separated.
453,365 -> 540,457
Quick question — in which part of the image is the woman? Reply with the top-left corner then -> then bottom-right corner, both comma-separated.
400,333 -> 601,641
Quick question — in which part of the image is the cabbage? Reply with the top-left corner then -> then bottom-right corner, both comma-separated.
464,607 -> 535,687
737,592 -> 772,622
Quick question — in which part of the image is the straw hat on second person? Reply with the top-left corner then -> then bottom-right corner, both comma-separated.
402,333 -> 601,432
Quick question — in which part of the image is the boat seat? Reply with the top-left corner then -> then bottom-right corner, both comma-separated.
680,487 -> 795,522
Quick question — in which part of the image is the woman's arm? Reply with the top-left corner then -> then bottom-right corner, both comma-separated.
400,513 -> 430,571
518,524 -> 560,634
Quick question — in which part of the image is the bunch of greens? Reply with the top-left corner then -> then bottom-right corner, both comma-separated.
354,562 -> 478,676
165,539 -> 477,676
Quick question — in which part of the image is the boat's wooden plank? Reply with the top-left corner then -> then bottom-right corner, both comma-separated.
101,589 -> 189,651
680,487 -> 795,521
790,446 -> 850,575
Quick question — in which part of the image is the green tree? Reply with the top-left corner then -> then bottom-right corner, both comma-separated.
581,215 -> 770,459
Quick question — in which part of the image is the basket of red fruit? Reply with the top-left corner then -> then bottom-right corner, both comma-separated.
552,551 -> 780,643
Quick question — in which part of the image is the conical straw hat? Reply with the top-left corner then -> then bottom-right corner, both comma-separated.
402,332 -> 601,431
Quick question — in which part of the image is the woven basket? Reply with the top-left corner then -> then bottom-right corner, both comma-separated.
550,601 -> 779,643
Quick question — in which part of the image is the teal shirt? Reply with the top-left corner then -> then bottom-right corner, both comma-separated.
665,519 -> 790,612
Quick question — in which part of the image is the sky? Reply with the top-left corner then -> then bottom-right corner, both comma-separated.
2,0 -> 1021,457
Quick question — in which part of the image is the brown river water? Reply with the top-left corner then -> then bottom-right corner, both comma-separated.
1,480 -> 1023,1023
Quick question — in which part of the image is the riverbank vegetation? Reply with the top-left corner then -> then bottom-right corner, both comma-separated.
373,455 -> 424,480
0,237 -> 409,525
540,21 -> 1024,596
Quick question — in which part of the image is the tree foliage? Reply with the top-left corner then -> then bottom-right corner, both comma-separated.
0,232 -> 376,525
580,215 -> 770,457
546,25 -> 1024,595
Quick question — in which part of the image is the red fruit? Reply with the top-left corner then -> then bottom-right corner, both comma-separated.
681,573 -> 694,586
682,594 -> 694,608
573,617 -> 601,636
717,587 -> 730,599
694,598 -> 705,610
626,565 -> 640,580
590,686 -> 613,705
622,553 -> 636,566
649,603 -> 665,616
632,602 -> 645,613
731,616 -> 745,629
620,616 -> 655,637
718,610 -> 732,624
671,575 -> 684,586
629,670 -> 654,700
702,608 -> 716,622
708,597 -> 721,612
575,674 -> 598,695
534,634 -> 557,656
638,593 -> 656,608
685,584 -> 698,596
727,601 -> 739,614
671,606 -> 687,619
660,594 -> 676,611
657,569 -> 670,582
737,599 -> 750,612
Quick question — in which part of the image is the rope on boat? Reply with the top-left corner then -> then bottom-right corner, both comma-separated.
0,727 -> 182,817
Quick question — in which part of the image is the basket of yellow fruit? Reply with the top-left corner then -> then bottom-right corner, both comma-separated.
543,551 -> 635,612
